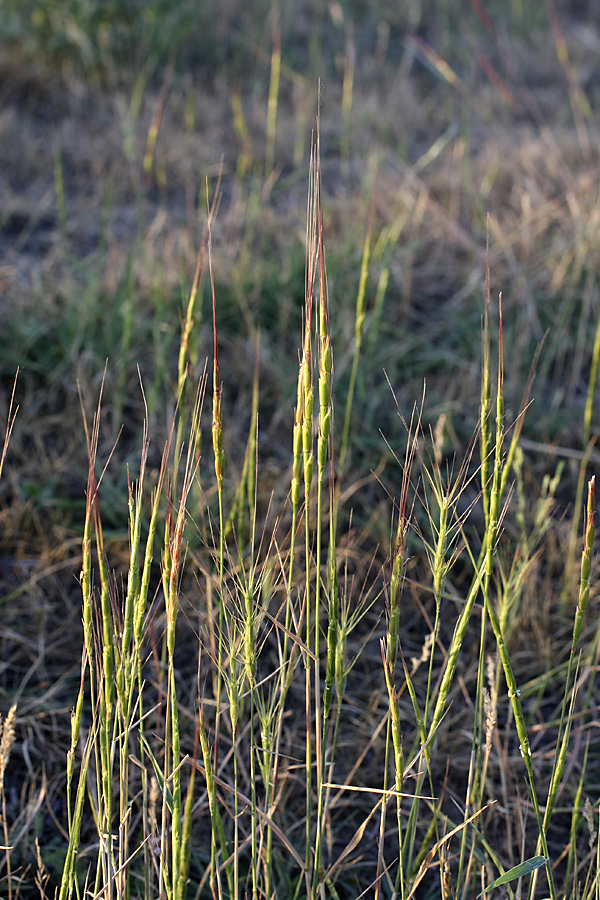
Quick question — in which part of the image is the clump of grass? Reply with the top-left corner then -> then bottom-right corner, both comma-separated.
32,105 -> 599,900
4,9 -> 600,894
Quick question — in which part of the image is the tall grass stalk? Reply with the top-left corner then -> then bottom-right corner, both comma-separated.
296,122 -> 318,896
207,202 -> 228,896
314,119 -> 335,889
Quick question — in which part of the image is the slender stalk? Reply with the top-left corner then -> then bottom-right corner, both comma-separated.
58,733 -> 94,900
302,349 -> 314,894
382,642 -> 405,898
313,114 -> 334,889
209,210 -> 227,842
168,391 -> 201,898
94,502 -> 115,895
302,132 -> 317,896
243,576 -> 258,899
229,652 -> 240,900
480,229 -> 492,525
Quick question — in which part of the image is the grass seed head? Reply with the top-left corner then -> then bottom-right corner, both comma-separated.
0,704 -> 17,785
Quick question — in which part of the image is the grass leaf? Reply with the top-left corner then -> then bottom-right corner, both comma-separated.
478,856 -> 549,896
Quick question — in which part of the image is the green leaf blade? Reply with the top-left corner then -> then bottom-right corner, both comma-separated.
478,856 -> 548,896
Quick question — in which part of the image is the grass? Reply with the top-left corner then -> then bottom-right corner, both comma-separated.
2,1 -> 600,898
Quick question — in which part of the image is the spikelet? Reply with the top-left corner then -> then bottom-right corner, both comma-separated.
0,704 -> 17,785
